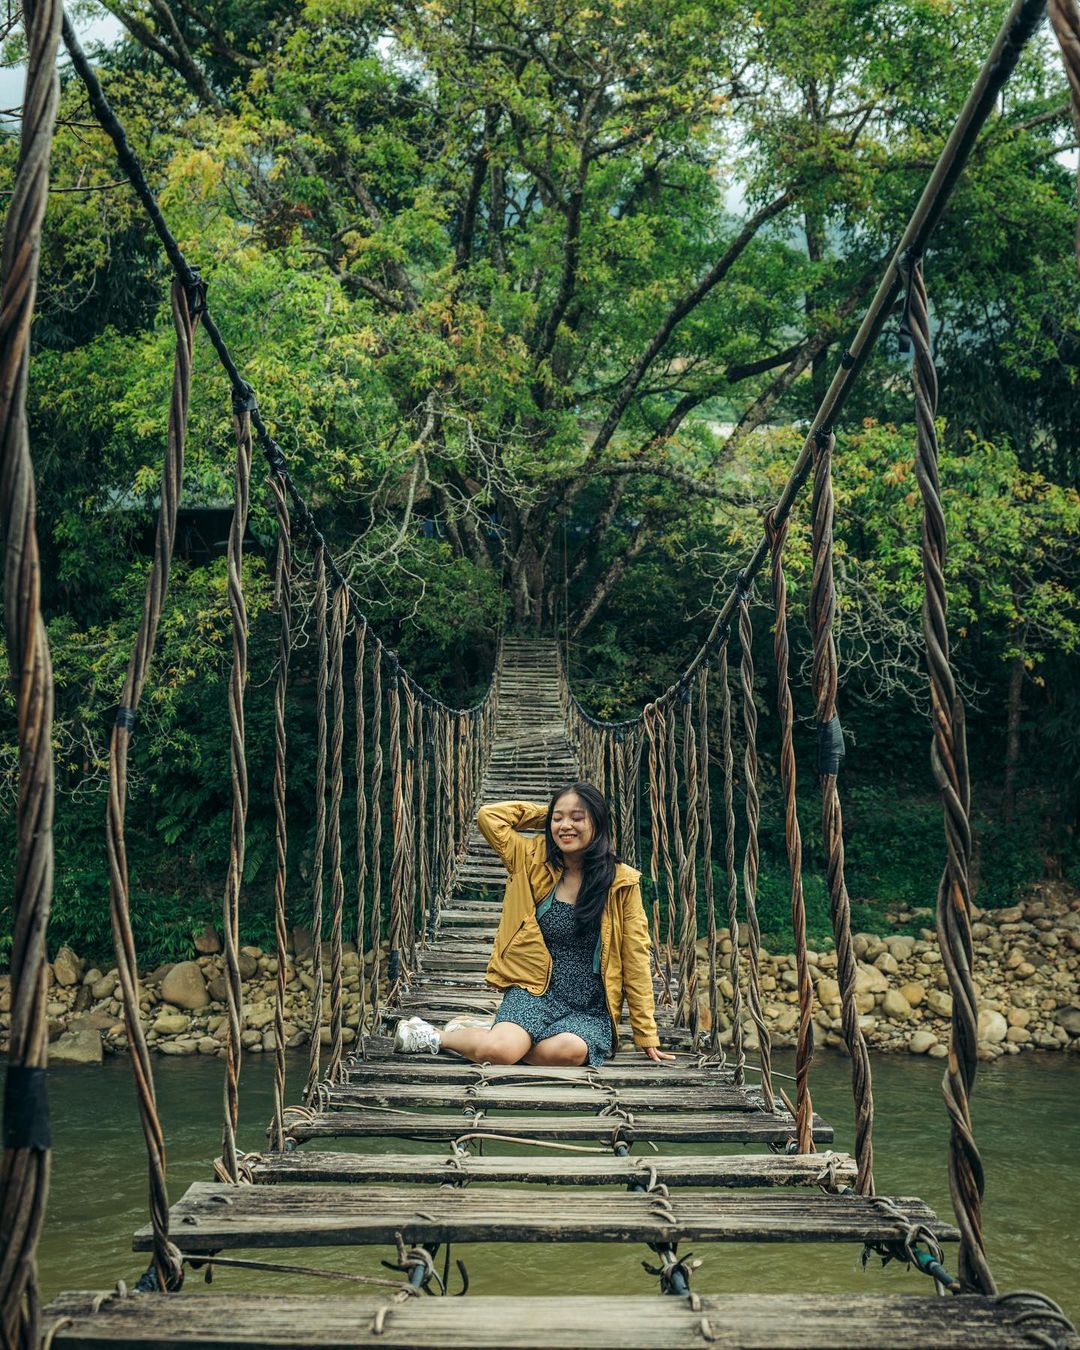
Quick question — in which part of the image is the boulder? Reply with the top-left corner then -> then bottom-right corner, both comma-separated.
237,950 -> 258,981
152,1013 -> 190,1036
854,963 -> 888,996
977,1009 -> 1008,1044
207,974 -> 228,1003
1005,1025 -> 1031,1044
159,961 -> 209,1011
909,1029 -> 937,1054
52,946 -> 81,987
91,975 -> 117,1001
928,1042 -> 949,1058
194,924 -> 221,955
882,989 -> 913,1020
82,968 -> 103,987
900,982 -> 925,1007
50,1028 -> 103,1065
1055,1006 -> 1080,1037
926,989 -> 953,1018
292,926 -> 313,961
874,952 -> 899,976
815,977 -> 841,1007
885,936 -> 915,962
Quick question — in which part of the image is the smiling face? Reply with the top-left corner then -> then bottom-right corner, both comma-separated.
550,791 -> 596,859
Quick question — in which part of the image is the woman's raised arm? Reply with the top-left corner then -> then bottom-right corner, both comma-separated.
476,800 -> 549,874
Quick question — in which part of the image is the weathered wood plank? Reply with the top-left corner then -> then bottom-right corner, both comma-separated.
321,1081 -> 763,1113
134,1182 -> 957,1251
341,1058 -> 737,1087
282,1109 -> 833,1145
44,1292 -> 1078,1349
248,1149 -> 857,1188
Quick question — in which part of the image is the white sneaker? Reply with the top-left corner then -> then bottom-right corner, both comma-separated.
393,1016 -> 441,1055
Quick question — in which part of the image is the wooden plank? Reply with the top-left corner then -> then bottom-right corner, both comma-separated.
248,1150 -> 857,1188
282,1109 -> 834,1145
134,1182 -> 957,1251
44,1292 -> 1079,1349
321,1081 -> 763,1113
341,1058 -> 738,1087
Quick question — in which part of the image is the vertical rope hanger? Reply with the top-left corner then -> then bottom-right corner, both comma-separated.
765,508 -> 815,1153
716,643 -> 746,1086
904,255 -> 993,1293
738,590 -> 774,1111
267,476 -> 291,1153
400,681 -> 419,976
354,622 -> 369,1039
219,396 -> 253,1184
304,550 -> 329,1104
675,685 -> 701,1036
368,641 -> 385,1029
695,664 -> 721,1056
809,427 -> 874,1196
416,703 -> 431,946
642,707 -> 667,987
324,584 -> 349,1084
387,661 -> 407,998
0,0 -> 62,1339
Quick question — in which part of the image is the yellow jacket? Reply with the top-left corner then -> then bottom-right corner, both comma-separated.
476,800 -> 660,1050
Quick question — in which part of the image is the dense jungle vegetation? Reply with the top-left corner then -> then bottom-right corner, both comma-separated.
2,0 -> 1079,962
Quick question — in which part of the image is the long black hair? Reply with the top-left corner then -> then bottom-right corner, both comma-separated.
544,782 -> 618,932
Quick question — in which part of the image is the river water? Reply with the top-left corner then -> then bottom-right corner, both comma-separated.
38,1048 -> 1078,1321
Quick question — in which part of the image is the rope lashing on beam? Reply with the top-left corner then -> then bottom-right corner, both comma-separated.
304,550 -> 330,1104
903,251 -> 994,1294
219,393 -> 254,1184
0,0 -> 62,1341
738,589 -> 773,1112
267,475 -> 292,1153
809,425 -> 874,1195
765,506 -> 815,1154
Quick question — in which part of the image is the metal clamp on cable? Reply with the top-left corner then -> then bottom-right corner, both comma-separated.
813,423 -> 833,449
232,383 -> 259,416
263,437 -> 288,477
182,266 -> 206,318
114,705 -> 137,732
840,347 -> 856,369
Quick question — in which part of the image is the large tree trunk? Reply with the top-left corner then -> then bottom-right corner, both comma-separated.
1002,652 -> 1025,827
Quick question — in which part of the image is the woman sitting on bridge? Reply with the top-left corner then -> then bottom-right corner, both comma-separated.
394,786 -> 674,1067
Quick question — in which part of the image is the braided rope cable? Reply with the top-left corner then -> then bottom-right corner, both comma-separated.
1050,0 -> 1080,272
267,475 -> 291,1153
676,691 -> 701,1033
695,666 -> 720,1055
906,256 -> 993,1293
220,401 -> 253,1183
416,704 -> 431,944
605,733 -> 616,849
765,508 -> 815,1153
738,594 -> 774,1111
656,705 -> 678,999
97,279 -> 195,1290
368,642 -> 385,1028
354,622 -> 369,1033
304,550 -> 329,1102
399,681 -> 418,976
618,733 -> 635,867
0,0 -> 61,1338
642,708 -> 667,987
387,665 -> 407,999
717,644 -> 746,1085
437,710 -> 453,916
456,714 -> 468,861
810,428 -> 874,1195
325,583 -> 349,1083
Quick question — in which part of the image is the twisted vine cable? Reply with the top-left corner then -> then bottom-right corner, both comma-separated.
400,681 -> 418,976
739,593 -> 774,1111
765,508 -> 815,1153
643,708 -> 666,985
676,690 -> 701,1034
810,428 -> 874,1195
220,400 -> 253,1183
325,583 -> 349,1083
304,550 -> 329,1103
368,642 -> 385,1029
267,475 -> 291,1153
0,0 -> 61,1339
906,256 -> 993,1293
695,666 -> 721,1055
387,664 -> 406,1000
717,643 -> 746,1085
96,279 -> 195,1290
354,623 -> 368,1035
416,704 -> 431,945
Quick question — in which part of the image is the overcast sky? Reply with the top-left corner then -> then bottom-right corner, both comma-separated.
1,10 -> 121,115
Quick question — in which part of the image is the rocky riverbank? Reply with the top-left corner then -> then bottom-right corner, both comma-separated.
10,886 -> 1079,1064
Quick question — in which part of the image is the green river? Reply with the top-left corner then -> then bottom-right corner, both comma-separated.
38,1049 -> 1079,1322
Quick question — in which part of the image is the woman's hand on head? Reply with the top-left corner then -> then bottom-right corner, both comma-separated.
642,1045 -> 676,1063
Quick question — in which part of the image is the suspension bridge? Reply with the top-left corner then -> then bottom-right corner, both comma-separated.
3,0 -> 1080,1346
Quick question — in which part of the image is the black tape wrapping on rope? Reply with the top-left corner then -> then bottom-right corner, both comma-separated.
3,1066 -> 50,1151
817,714 -> 846,776
114,705 -> 137,731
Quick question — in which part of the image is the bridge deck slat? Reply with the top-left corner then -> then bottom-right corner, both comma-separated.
247,1150 -> 856,1187
133,1182 -> 957,1251
47,1291 -> 1076,1349
341,1057 -> 736,1086
282,1109 -> 834,1145
321,1082 -> 762,1112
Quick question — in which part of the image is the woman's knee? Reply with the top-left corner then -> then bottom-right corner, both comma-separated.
530,1033 -> 588,1066
483,1026 -> 531,1064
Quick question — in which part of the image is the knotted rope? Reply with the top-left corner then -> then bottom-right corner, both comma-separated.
809,426 -> 874,1195
219,395 -> 253,1182
765,506 -> 815,1153
904,253 -> 992,1293
0,0 -> 62,1340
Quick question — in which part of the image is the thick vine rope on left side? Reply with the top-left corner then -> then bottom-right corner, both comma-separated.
0,0 -> 62,1344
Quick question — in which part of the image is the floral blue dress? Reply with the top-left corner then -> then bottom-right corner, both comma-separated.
493,892 -> 613,1067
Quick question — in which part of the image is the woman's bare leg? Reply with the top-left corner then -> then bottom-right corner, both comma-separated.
439,1022 -> 532,1065
522,1032 -> 589,1066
